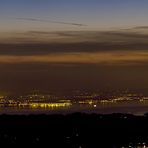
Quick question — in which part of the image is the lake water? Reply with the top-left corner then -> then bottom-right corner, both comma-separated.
1,100 -> 148,115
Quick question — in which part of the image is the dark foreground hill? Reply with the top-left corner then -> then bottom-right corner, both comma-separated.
0,113 -> 148,148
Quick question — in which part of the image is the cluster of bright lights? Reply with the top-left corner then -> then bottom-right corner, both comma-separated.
0,91 -> 148,109
30,102 -> 72,108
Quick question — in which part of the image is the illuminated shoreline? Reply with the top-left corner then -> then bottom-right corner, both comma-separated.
0,91 -> 148,110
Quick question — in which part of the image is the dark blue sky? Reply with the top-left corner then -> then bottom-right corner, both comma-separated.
1,0 -> 148,31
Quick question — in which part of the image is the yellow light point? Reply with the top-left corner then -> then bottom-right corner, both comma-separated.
88,101 -> 93,105
40,104 -> 45,108
140,99 -> 144,102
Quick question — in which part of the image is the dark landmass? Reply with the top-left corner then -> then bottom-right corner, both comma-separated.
0,113 -> 148,147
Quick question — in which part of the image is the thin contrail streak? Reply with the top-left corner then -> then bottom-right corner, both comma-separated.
16,17 -> 87,27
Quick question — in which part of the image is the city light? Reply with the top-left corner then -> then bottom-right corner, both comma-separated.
30,102 -> 72,108
0,91 -> 148,110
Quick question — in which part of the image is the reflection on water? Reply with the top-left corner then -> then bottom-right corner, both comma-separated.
30,102 -> 72,108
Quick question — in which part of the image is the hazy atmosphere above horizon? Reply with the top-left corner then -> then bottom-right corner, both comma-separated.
0,0 -> 148,94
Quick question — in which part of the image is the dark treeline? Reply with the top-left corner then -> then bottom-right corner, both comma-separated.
0,113 -> 148,147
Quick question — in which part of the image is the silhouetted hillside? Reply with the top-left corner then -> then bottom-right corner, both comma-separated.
0,113 -> 148,147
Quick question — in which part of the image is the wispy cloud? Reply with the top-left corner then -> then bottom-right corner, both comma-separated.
15,29 -> 148,43
131,26 -> 148,30
16,17 -> 87,27
1,27 -> 148,60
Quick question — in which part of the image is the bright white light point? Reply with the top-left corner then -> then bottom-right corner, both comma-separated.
94,105 -> 97,108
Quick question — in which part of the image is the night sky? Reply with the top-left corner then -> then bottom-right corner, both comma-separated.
1,0 -> 148,31
0,0 -> 148,94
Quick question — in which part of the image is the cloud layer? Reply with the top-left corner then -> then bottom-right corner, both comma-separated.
0,27 -> 148,65
0,27 -> 148,93
1,26 -> 148,44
